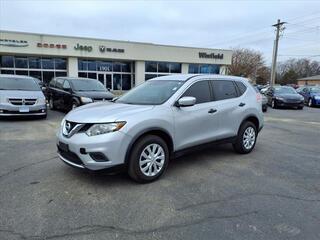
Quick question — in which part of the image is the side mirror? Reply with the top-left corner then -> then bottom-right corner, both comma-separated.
177,96 -> 196,107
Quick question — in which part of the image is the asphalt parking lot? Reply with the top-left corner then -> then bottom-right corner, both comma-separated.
0,107 -> 320,240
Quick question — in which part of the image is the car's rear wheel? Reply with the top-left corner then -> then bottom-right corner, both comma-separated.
49,98 -> 55,110
308,98 -> 313,107
128,135 -> 169,183
233,121 -> 257,154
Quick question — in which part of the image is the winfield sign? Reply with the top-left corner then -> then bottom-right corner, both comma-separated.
199,52 -> 224,59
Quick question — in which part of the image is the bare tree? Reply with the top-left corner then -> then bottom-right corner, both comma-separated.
228,48 -> 269,84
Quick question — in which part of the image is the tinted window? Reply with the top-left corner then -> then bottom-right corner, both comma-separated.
188,64 -> 199,74
1,56 -> 14,68
145,61 -> 157,72
70,79 -> 106,91
0,77 -> 40,91
41,58 -> 54,69
211,80 -> 238,100
15,57 -> 28,68
235,81 -> 247,95
274,86 -> 296,94
55,79 -> 64,89
49,79 -> 56,87
182,80 -> 211,104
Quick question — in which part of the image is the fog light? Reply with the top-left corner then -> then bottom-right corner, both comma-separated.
42,109 -> 45,112
0,110 -> 3,113
89,152 -> 109,162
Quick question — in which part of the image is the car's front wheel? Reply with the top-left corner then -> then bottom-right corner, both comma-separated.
271,99 -> 277,109
49,98 -> 55,110
308,98 -> 313,107
128,135 -> 169,183
233,121 -> 257,154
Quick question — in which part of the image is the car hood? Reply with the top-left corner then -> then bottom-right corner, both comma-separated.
74,91 -> 114,99
0,90 -> 44,99
65,102 -> 155,123
276,93 -> 302,99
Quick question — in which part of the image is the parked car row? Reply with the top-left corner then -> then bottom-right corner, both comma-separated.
0,74 -> 114,118
257,84 -> 320,109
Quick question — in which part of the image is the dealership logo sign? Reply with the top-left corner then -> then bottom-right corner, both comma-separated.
99,46 -> 125,53
74,43 -> 92,52
0,39 -> 29,47
37,43 -> 67,49
199,52 -> 224,60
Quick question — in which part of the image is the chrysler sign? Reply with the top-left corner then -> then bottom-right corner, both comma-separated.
99,46 -> 125,53
0,39 -> 29,47
199,52 -> 224,59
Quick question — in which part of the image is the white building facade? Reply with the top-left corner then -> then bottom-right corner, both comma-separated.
0,31 -> 232,90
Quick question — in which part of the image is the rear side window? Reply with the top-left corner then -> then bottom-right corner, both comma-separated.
55,79 -> 64,89
235,81 -> 247,95
182,80 -> 211,104
211,80 -> 238,101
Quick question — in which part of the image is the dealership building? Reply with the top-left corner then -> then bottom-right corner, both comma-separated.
0,30 -> 232,90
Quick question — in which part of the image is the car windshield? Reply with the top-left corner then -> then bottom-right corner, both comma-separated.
0,76 -> 40,91
70,79 -> 106,91
310,87 -> 320,93
116,80 -> 184,105
274,87 -> 296,94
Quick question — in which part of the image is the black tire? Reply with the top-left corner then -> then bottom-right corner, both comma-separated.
128,135 -> 169,183
49,98 -> 55,110
271,99 -> 277,109
298,106 -> 303,110
71,101 -> 79,110
233,121 -> 257,154
262,106 -> 267,112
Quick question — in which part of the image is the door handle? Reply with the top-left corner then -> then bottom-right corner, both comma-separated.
239,102 -> 246,107
208,108 -> 217,114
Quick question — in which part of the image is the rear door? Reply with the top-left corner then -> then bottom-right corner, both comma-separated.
173,80 -> 220,150
61,80 -> 73,109
54,78 -> 65,108
210,80 -> 245,139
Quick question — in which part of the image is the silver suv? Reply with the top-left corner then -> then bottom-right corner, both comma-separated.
57,74 -> 264,183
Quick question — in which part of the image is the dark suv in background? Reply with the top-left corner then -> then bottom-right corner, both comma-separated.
47,77 -> 114,111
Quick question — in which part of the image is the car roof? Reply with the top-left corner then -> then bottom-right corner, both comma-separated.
150,74 -> 248,82
55,77 -> 97,81
0,74 -> 36,80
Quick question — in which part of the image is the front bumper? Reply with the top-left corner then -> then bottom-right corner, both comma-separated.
312,98 -> 320,106
0,103 -> 47,116
275,100 -> 304,108
56,129 -> 132,170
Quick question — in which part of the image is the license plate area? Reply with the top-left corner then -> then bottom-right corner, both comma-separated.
59,142 -> 69,152
19,106 -> 29,112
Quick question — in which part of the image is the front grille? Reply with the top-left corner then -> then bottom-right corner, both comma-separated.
8,98 -> 37,105
57,145 -> 83,166
286,99 -> 301,103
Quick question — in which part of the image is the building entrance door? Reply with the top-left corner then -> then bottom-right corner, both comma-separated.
97,73 -> 112,90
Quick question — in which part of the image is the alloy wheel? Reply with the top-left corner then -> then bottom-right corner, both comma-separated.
243,127 -> 256,150
139,143 -> 165,177
308,99 -> 312,107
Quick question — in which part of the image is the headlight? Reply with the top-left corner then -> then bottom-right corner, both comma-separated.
80,97 -> 93,104
37,97 -> 46,105
86,122 -> 126,136
276,97 -> 284,101
314,96 -> 320,100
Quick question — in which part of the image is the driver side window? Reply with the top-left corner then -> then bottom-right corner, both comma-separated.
63,80 -> 71,89
181,80 -> 211,104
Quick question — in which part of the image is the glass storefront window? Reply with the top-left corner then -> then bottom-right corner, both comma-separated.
122,74 -> 131,90
54,58 -> 66,70
78,60 -> 88,71
42,58 -> 54,69
15,70 -> 28,76
1,69 -> 14,74
169,63 -> 181,73
15,57 -> 28,68
29,57 -> 41,69
199,64 -> 210,74
43,71 -> 55,85
29,71 -> 42,80
97,61 -> 112,72
145,74 -> 158,81
189,64 -> 199,73
121,62 -> 131,72
88,73 -> 97,79
113,74 -> 122,90
55,72 -> 67,77
78,72 -> 88,78
158,62 -> 169,73
113,62 -> 121,72
1,56 -> 14,68
145,61 -> 157,72
88,61 -> 97,71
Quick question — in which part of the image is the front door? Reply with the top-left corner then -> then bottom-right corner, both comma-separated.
97,73 -> 112,90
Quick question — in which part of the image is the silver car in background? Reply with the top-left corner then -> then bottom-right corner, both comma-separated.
0,74 -> 47,117
57,74 -> 264,183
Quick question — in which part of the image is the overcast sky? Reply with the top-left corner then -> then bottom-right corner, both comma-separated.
1,0 -> 319,63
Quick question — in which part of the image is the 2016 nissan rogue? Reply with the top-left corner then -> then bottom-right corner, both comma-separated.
57,74 -> 264,183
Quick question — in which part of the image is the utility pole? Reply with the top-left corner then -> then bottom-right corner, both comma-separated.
270,19 -> 286,86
